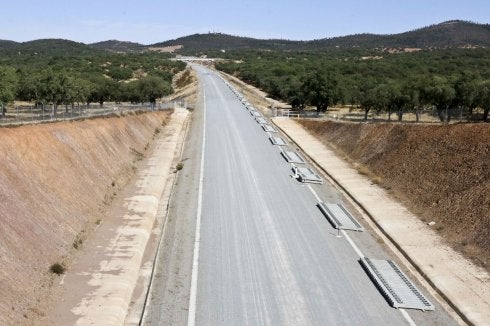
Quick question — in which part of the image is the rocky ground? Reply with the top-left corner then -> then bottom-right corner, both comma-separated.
298,120 -> 490,268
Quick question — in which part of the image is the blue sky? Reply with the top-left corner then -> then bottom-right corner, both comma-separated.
1,0 -> 488,44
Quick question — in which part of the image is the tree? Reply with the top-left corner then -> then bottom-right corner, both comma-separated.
60,74 -> 78,113
136,76 -> 173,105
61,76 -> 94,113
38,69 -> 65,117
121,81 -> 142,103
359,82 -> 392,121
419,76 -> 456,123
17,70 -> 40,103
401,78 -> 422,122
385,83 -> 403,121
384,82 -> 414,122
454,74 -> 481,121
373,84 -> 392,119
358,78 -> 378,121
107,66 -> 133,81
88,76 -> 119,107
286,78 -> 306,110
71,78 -> 94,106
300,72 -> 338,115
0,66 -> 18,117
478,80 -> 490,122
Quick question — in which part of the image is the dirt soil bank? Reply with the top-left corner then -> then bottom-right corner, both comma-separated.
298,120 -> 490,267
0,111 -> 171,325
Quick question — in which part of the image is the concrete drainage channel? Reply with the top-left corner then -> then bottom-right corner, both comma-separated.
129,108 -> 192,325
222,75 -> 435,314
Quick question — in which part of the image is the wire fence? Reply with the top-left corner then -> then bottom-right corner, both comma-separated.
276,106 -> 485,123
0,100 -> 186,126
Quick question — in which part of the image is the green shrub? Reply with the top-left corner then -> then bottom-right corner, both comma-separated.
73,234 -> 83,249
50,263 -> 65,275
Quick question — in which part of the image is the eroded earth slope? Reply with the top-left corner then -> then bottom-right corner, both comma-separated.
0,111 -> 170,324
299,120 -> 490,267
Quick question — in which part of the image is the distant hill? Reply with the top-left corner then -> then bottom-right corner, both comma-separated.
0,38 -> 103,56
315,20 -> 490,49
0,40 -> 19,48
151,33 -> 302,52
0,20 -> 487,56
152,20 -> 490,53
89,40 -> 146,52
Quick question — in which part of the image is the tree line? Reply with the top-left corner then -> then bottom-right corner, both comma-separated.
216,48 -> 490,122
0,51 -> 186,116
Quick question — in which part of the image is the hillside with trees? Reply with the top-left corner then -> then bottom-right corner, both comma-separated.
154,20 -> 490,54
89,40 -> 146,53
311,20 -> 490,49
0,39 -> 104,56
151,33 -> 302,53
0,20 -> 487,56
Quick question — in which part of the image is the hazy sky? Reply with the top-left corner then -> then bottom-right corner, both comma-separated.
1,0 -> 488,44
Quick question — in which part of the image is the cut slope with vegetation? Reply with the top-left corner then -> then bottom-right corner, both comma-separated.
298,120 -> 490,267
0,111 -> 171,324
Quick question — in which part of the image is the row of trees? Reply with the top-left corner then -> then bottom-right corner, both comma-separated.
0,67 -> 174,117
0,48 -> 186,117
291,72 -> 490,122
217,48 -> 490,122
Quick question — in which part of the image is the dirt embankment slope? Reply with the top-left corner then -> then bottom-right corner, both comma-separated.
298,120 -> 490,267
0,111 -> 170,324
